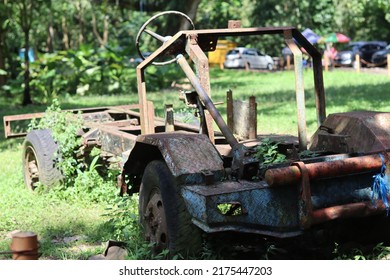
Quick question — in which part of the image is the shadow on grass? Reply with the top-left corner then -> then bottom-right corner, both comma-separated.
34,217 -> 115,260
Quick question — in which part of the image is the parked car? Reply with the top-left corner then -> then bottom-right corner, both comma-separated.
334,41 -> 387,67
371,44 -> 390,66
224,47 -> 274,70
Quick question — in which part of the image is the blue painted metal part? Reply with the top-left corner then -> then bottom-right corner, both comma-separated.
182,180 -> 301,238
181,170 -> 376,238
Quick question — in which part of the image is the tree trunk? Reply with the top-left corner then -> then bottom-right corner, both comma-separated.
47,24 -> 54,53
20,0 -> 32,106
179,0 -> 201,30
92,12 -> 108,48
46,1 -> 54,53
22,29 -> 32,106
103,15 -> 108,46
76,1 -> 84,46
0,0 -> 9,86
0,29 -> 6,86
62,16 -> 69,49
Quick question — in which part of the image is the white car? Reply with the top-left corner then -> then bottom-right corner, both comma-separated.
224,47 -> 274,70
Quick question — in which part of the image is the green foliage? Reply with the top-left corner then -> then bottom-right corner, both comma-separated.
28,46 -> 137,103
334,0 -> 390,42
7,43 -> 183,104
28,100 -> 118,203
102,195 -> 172,260
102,195 -> 139,242
29,99 -> 83,181
255,138 -> 286,168
2,0 -> 390,105
333,242 -> 390,260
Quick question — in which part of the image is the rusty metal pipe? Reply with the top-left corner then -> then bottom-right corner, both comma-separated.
284,31 -> 307,151
265,153 -> 387,187
176,55 -> 239,148
311,201 -> 386,225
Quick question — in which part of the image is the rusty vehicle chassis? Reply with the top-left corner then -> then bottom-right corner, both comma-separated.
4,23 -> 390,240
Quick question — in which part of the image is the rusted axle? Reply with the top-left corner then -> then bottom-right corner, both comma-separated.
265,153 -> 387,187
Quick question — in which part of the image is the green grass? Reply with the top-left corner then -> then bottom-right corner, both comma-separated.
0,68 -> 389,260
208,68 -> 390,136
0,144 -> 109,259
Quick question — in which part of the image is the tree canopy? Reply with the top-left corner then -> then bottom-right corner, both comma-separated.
0,0 -> 389,105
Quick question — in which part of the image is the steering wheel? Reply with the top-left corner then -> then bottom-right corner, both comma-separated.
135,11 -> 195,66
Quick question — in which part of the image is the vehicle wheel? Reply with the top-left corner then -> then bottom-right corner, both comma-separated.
139,160 -> 202,257
267,63 -> 273,71
22,129 -> 63,190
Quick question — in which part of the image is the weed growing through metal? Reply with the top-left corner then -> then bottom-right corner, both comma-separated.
28,99 -> 83,182
254,138 -> 286,168
29,100 -> 118,202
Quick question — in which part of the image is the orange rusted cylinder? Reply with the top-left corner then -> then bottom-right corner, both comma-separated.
11,231 -> 39,260
265,154 -> 385,187
311,201 -> 386,225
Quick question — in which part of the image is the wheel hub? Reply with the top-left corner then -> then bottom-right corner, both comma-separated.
24,147 -> 39,190
144,191 -> 169,252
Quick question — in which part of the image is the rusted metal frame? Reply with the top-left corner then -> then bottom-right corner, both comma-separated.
165,104 -> 174,132
138,28 -> 293,68
265,152 -> 389,187
4,118 -> 10,138
72,104 -> 141,113
292,162 -> 312,229
80,128 -> 99,147
136,31 -> 186,135
182,181 -> 303,238
135,25 -> 325,142
147,100 -> 155,132
136,67 -> 154,135
3,105 -> 142,139
248,96 -> 257,139
226,89 -> 234,131
89,123 -> 138,157
228,20 -> 241,29
102,119 -> 139,128
101,108 -> 199,134
311,200 -> 388,225
185,36 -> 215,143
291,29 -> 326,126
284,30 -> 307,151
191,219 -> 302,238
87,123 -> 139,140
3,112 -> 45,138
182,26 -> 294,38
177,55 -> 238,149
137,27 -> 318,70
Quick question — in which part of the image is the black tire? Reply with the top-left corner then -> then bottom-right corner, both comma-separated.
22,129 -> 63,190
139,160 -> 202,257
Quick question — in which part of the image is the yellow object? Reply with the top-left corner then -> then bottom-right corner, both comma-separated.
208,40 -> 237,68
